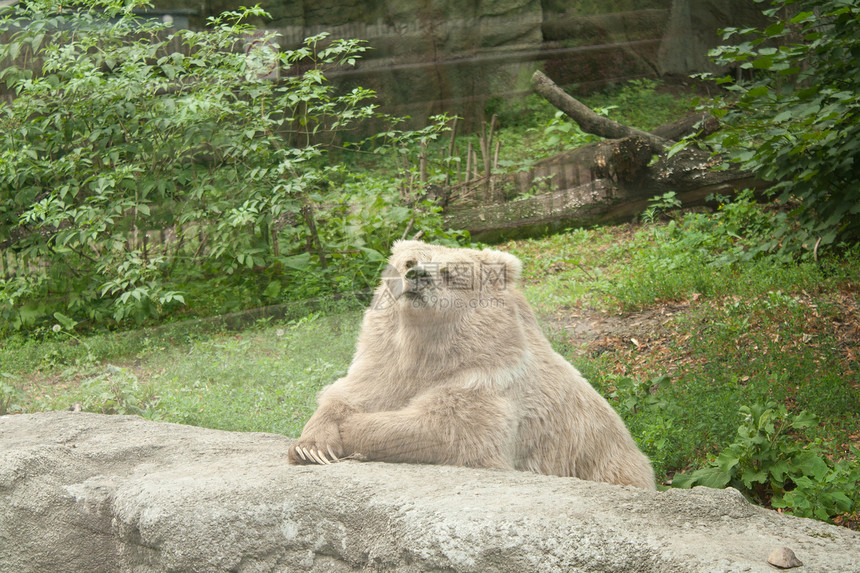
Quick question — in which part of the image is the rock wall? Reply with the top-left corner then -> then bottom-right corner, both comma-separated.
1,1 -> 770,123
2,411 -> 859,572
145,0 -> 766,126
254,0 -> 548,128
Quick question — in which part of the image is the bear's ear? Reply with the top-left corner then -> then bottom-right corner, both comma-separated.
481,248 -> 522,288
391,239 -> 426,258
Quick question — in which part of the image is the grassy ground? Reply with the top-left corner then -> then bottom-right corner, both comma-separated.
1,311 -> 361,438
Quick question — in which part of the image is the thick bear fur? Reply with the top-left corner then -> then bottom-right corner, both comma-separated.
288,240 -> 656,489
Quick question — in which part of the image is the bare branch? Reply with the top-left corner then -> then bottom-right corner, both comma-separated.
531,70 -> 671,153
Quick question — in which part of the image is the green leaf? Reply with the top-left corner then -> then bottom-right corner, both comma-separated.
18,304 -> 47,327
666,140 -> 689,160
769,460 -> 792,484
795,453 -> 830,482
741,469 -> 769,488
715,450 -> 740,473
770,494 -> 788,509
746,86 -> 770,98
8,41 -> 21,61
773,111 -> 793,123
828,492 -> 852,512
670,472 -> 698,489
693,468 -> 732,489
280,252 -> 312,271
791,410 -> 818,429
763,22 -> 785,36
263,280 -> 281,299
789,11 -> 814,24
53,312 -> 78,331
358,247 -> 384,261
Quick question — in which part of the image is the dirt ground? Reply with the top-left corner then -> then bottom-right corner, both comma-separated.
539,302 -> 690,357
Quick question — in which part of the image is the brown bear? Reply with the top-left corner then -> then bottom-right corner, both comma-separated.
288,240 -> 655,489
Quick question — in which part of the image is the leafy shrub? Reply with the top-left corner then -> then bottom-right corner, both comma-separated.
604,373 -> 686,477
673,401 -> 859,523
640,191 -> 682,224
538,110 -> 597,154
701,0 -> 860,250
0,0 -> 456,330
667,189 -> 782,265
605,190 -> 807,309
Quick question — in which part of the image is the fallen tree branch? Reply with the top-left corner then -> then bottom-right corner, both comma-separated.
531,70 -> 671,153
650,112 -> 719,142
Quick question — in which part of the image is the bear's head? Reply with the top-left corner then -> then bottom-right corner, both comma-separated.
370,240 -> 522,315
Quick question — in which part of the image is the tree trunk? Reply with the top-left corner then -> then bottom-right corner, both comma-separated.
300,200 -> 327,270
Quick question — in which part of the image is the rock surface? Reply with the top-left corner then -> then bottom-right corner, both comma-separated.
2,411 -> 859,573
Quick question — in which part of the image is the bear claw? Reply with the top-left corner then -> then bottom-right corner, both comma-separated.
302,446 -> 331,465
292,445 -> 342,465
327,446 -> 339,461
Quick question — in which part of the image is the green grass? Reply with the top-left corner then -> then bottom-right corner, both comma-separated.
2,312 -> 362,437
140,312 -> 361,436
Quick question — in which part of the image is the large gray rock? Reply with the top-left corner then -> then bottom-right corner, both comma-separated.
2,411 -> 858,572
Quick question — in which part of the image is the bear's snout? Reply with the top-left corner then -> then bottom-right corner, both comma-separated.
405,264 -> 435,291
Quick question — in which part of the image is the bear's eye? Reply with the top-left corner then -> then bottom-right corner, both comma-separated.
405,260 -> 417,269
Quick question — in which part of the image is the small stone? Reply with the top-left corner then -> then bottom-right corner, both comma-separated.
768,546 -> 803,569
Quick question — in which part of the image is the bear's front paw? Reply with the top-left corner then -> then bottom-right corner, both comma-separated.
288,424 -> 347,465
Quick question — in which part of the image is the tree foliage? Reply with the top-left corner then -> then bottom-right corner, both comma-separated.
703,0 -> 860,250
0,0 -> 454,328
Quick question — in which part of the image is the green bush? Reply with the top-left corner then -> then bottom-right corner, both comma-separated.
0,0 -> 455,330
640,191 -> 683,224
79,364 -> 161,418
701,0 -> 860,250
603,374 -> 687,477
665,189 -> 782,265
673,401 -> 859,523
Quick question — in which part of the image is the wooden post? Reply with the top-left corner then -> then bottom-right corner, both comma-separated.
419,142 -> 428,185
446,117 -> 458,187
271,227 -> 280,258
465,142 -> 473,183
479,122 -> 490,176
